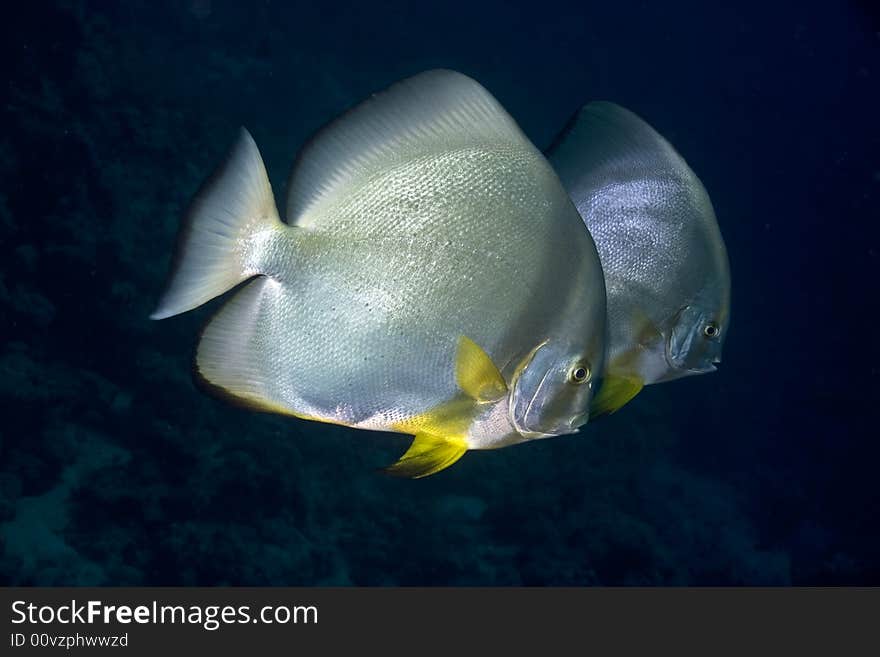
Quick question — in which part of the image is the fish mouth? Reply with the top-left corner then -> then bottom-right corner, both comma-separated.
674,359 -> 718,374
664,332 -> 720,375
666,358 -> 718,376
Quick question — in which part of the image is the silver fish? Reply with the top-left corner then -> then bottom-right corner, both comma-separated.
152,70 -> 606,477
549,102 -> 730,415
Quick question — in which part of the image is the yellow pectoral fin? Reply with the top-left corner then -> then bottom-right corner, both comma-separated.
455,335 -> 507,403
590,375 -> 644,418
384,433 -> 469,479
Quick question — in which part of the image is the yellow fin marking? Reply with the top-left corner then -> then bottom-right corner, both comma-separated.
385,335 -> 507,478
384,433 -> 468,479
391,398 -> 474,437
590,375 -> 644,418
387,388 -> 481,479
455,336 -> 507,403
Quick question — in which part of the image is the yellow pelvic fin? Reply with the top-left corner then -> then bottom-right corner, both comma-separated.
387,387 -> 481,479
590,374 -> 644,418
384,433 -> 468,479
455,336 -> 507,403
385,335 -> 505,478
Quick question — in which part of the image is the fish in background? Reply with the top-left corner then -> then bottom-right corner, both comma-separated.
548,102 -> 731,416
151,70 -> 607,478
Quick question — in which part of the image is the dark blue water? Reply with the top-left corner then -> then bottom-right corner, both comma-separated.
1,0 -> 876,585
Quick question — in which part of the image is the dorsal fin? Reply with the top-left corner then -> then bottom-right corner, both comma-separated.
547,101 -> 703,211
284,69 -> 529,227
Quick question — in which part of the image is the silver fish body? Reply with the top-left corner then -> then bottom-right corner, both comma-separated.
152,70 -> 606,476
549,102 -> 730,414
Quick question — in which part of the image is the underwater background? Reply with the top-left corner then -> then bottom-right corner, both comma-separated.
1,0 -> 877,585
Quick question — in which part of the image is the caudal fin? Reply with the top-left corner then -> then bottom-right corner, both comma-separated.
151,128 -> 281,320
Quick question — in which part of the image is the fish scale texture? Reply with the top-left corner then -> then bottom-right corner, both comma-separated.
550,103 -> 729,383
204,145 -> 604,448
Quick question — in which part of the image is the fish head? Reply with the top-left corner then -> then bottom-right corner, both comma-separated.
664,297 -> 729,376
662,196 -> 731,379
508,340 -> 597,438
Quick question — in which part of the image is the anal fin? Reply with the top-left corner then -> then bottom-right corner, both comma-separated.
384,433 -> 468,479
195,276 -> 321,419
590,375 -> 644,418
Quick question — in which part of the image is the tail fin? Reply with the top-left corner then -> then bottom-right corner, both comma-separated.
151,128 -> 281,320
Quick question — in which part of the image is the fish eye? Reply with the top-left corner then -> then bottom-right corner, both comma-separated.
568,362 -> 591,385
703,322 -> 720,338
